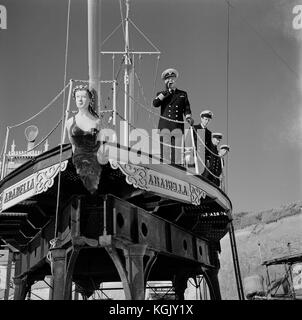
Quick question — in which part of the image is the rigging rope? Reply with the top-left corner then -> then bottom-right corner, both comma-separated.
128,18 -> 161,52
100,22 -> 123,48
226,1 -> 230,192
114,55 -> 126,81
134,67 -> 156,128
119,0 -> 125,40
224,0 -> 299,79
25,119 -> 62,153
125,90 -> 186,124
134,71 -> 148,116
113,85 -> 225,178
72,71 -> 226,179
115,111 -> 179,163
8,83 -> 70,129
192,126 -> 221,157
114,110 -> 224,181
195,150 -> 221,179
112,54 -> 115,83
54,0 -> 71,240
123,54 -> 160,130
151,55 -> 161,128
116,107 -> 223,178
135,55 -> 142,124
0,141 -> 5,163
74,52 -> 125,101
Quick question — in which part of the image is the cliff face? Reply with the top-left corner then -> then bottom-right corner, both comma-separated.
218,204 -> 302,300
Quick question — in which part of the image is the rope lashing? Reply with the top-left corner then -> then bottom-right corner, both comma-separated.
192,126 -> 222,157
54,0 -> 71,240
8,83 -> 70,129
26,119 -> 62,153
196,150 -> 222,179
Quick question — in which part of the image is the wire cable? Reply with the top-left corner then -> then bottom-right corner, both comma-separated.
54,0 -> 71,239
100,22 -> 123,48
119,0 -> 125,40
224,0 -> 299,79
128,18 -> 161,52
25,119 -> 62,153
225,1 -> 230,192
7,84 -> 69,129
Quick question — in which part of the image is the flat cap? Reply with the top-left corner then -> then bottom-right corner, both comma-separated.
161,68 -> 179,80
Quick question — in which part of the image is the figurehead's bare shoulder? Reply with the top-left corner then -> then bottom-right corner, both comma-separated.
66,116 -> 74,130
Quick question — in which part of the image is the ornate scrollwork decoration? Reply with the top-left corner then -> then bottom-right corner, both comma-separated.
109,160 -> 119,170
190,184 -> 207,206
109,161 -> 148,190
36,161 -> 68,194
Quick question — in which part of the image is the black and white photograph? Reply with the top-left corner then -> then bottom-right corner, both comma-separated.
0,0 -> 301,309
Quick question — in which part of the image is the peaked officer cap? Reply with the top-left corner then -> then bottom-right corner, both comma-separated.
161,68 -> 179,80
212,132 -> 223,139
220,144 -> 230,151
200,110 -> 213,119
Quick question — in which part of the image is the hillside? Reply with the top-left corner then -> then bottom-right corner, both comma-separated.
218,202 -> 302,299
1,202 -> 301,300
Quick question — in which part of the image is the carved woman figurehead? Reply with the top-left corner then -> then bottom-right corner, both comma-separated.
72,85 -> 99,118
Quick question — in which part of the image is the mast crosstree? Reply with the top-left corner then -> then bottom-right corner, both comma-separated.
101,0 -> 161,147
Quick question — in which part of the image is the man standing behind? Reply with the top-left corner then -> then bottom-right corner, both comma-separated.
203,132 -> 223,187
218,144 -> 230,191
153,68 -> 194,164
186,110 -> 213,172
193,110 -> 213,154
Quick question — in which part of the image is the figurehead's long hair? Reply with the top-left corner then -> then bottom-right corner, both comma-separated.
72,85 -> 99,118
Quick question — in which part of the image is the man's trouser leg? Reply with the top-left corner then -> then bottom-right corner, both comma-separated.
173,129 -> 183,165
160,129 -> 171,164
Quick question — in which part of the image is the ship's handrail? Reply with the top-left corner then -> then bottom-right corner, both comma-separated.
112,102 -> 225,185
108,78 -> 227,185
1,78 -> 227,191
0,83 -> 71,180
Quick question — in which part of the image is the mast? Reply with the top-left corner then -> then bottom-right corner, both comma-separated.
123,0 -> 131,147
88,0 -> 101,114
100,0 -> 160,144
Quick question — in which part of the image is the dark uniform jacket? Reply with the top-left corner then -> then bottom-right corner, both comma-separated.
192,124 -> 212,169
202,143 -> 222,187
152,88 -> 192,132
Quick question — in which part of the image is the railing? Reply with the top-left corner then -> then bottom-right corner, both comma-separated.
0,79 -> 227,191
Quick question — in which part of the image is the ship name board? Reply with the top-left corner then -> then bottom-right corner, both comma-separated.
110,161 -> 207,205
4,176 -> 35,204
0,161 -> 68,212
148,173 -> 189,196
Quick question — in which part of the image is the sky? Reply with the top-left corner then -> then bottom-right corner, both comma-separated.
0,0 -> 302,213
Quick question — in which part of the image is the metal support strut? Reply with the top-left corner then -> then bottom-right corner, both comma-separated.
229,220 -> 245,300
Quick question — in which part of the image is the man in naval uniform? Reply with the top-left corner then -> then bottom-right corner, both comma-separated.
152,68 -> 194,164
218,144 -> 230,164
185,110 -> 213,172
218,144 -> 230,191
193,110 -> 213,169
202,132 -> 223,187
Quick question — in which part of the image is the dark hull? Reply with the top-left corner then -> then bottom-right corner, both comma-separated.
0,143 -> 232,250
